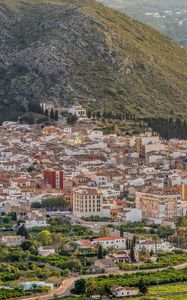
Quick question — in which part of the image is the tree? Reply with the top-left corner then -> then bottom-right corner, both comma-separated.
132,235 -> 136,247
41,196 -> 68,210
98,244 -> 104,259
21,240 -> 34,251
31,202 -> 42,208
51,233 -> 63,250
100,226 -> 109,237
138,278 -> 148,295
87,110 -> 92,119
67,114 -> 78,125
120,225 -> 124,237
74,278 -> 86,294
45,109 -> 49,117
98,285 -> 105,300
114,124 -> 121,136
153,236 -> 158,254
126,239 -> 131,250
96,111 -> 101,118
157,225 -> 174,239
17,224 -> 29,239
108,246 -> 117,256
86,281 -> 96,296
50,108 -> 54,119
130,242 -> 136,262
54,110 -> 59,121
37,230 -> 52,246
19,112 -> 35,125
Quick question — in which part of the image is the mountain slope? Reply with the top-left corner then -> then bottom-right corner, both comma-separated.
98,0 -> 187,48
0,0 -> 187,122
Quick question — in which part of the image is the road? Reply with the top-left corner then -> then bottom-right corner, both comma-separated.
13,261 -> 187,300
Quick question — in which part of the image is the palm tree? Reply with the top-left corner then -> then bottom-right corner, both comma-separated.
108,246 -> 117,256
99,226 -> 109,237
86,281 -> 96,297
153,235 -> 160,254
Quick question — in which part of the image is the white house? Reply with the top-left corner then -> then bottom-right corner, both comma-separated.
136,240 -> 172,253
112,287 -> 138,298
88,130 -> 104,142
63,127 -> 72,134
68,105 -> 86,118
92,236 -> 127,250
38,246 -> 55,257
24,219 -> 49,229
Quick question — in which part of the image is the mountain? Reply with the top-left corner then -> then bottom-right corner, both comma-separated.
0,0 -> 187,123
98,0 -> 187,48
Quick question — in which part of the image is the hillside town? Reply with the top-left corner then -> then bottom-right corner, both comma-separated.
1,105 -> 187,299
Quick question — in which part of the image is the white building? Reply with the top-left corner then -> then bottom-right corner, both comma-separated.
112,287 -> 138,298
38,246 -> 55,257
136,240 -> 172,253
24,219 -> 49,229
88,130 -> 104,142
92,236 -> 127,250
68,105 -> 86,118
117,208 -> 142,222
63,127 -> 72,134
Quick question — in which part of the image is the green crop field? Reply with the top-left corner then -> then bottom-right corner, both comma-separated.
131,282 -> 187,299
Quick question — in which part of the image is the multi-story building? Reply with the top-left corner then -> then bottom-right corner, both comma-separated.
135,188 -> 182,222
44,169 -> 63,189
135,134 -> 160,154
73,184 -> 103,217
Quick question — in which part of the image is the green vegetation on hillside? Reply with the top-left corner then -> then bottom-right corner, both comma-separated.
0,0 -> 187,122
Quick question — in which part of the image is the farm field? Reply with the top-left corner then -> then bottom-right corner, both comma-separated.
130,282 -> 187,299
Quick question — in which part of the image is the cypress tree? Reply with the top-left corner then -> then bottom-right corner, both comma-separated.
120,226 -> 124,237
54,110 -> 59,121
45,109 -> 49,117
130,242 -> 136,262
98,244 -> 104,259
50,108 -> 54,119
